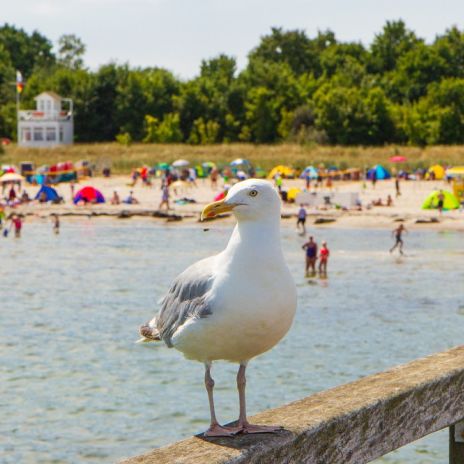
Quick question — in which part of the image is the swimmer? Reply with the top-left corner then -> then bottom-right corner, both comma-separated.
302,236 -> 318,276
318,241 -> 330,276
390,224 -> 407,255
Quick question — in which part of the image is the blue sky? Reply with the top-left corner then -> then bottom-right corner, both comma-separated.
3,0 -> 463,78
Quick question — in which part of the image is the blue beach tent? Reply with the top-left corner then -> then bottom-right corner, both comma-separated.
367,165 -> 391,180
35,185 -> 59,202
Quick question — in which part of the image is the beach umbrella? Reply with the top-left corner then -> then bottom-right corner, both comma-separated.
73,186 -> 105,204
389,155 -> 407,163
299,166 -> 318,179
157,162 -> 170,170
0,172 -> 24,183
446,166 -> 464,178
172,159 -> 190,168
422,190 -> 459,210
230,158 -> 250,166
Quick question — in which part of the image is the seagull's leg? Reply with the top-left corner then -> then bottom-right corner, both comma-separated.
236,363 -> 283,434
203,362 -> 238,437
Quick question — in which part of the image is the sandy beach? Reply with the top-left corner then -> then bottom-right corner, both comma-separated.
5,175 -> 464,231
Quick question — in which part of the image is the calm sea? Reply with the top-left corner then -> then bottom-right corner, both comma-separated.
1,219 -> 463,463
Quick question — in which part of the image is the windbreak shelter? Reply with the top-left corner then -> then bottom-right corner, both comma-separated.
35,185 -> 59,202
73,186 -> 105,204
422,190 -> 459,210
267,165 -> 296,179
367,165 -> 391,180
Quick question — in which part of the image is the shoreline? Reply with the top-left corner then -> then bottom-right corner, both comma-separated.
3,175 -> 463,231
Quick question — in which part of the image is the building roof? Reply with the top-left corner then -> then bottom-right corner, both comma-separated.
34,91 -> 62,101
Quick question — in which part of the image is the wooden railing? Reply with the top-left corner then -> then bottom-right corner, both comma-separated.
121,346 -> 464,464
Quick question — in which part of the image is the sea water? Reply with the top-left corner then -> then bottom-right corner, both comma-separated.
1,220 -> 463,463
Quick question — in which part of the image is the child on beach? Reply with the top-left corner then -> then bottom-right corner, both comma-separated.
302,236 -> 318,276
9,214 -> 22,238
296,205 -> 307,235
390,224 -> 407,255
51,214 -> 60,235
159,183 -> 170,210
318,241 -> 330,275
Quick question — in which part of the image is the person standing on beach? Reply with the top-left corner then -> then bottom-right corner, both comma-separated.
395,176 -> 401,197
210,168 -> 219,190
51,214 -> 60,235
318,241 -> 330,275
296,205 -> 307,235
437,190 -> 445,214
302,236 -> 318,276
159,183 -> 170,210
390,224 -> 407,255
9,214 -> 23,238
372,170 -> 377,188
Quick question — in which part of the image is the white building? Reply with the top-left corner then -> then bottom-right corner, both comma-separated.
18,91 -> 74,147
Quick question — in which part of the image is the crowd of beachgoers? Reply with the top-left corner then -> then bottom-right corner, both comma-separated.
0,158 -> 463,242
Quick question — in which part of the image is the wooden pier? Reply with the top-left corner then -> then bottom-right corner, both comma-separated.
121,346 -> 464,463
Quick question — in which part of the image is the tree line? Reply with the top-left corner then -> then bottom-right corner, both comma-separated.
1,21 -> 464,146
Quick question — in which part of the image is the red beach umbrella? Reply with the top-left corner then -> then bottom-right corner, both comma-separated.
389,156 -> 407,163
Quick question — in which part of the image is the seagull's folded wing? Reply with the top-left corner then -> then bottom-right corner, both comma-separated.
156,256 -> 216,347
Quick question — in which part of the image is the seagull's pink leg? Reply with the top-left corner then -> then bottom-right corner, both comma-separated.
235,363 -> 283,434
203,363 -> 239,437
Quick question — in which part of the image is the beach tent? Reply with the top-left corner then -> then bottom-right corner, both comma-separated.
73,186 -> 105,204
35,185 -> 59,202
367,165 -> 391,180
426,165 -> 445,180
299,166 -> 318,179
422,190 -> 459,210
267,165 -> 296,179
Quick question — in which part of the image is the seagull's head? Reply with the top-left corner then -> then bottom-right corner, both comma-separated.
201,179 -> 281,222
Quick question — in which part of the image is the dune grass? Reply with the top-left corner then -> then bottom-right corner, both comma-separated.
1,143 -> 463,174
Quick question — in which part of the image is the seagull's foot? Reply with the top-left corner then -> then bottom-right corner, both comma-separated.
204,424 -> 240,437
238,423 -> 283,434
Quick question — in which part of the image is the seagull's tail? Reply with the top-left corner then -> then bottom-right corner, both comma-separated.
136,322 -> 161,344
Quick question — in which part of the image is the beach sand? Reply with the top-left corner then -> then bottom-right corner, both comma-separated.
5,176 -> 463,231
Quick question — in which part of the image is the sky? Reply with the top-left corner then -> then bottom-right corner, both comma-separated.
2,0 -> 464,78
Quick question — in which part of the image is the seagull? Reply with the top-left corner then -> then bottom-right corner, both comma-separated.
139,179 -> 297,437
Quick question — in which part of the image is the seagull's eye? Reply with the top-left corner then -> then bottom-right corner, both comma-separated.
249,189 -> 258,197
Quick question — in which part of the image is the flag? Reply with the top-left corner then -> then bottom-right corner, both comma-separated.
16,70 -> 24,93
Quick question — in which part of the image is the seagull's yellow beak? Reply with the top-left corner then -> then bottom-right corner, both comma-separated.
201,199 -> 236,221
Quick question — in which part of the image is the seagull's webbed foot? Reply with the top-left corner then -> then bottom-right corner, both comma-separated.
204,424 -> 241,437
238,422 -> 283,434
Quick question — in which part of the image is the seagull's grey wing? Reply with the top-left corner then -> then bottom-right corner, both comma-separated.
156,257 -> 215,347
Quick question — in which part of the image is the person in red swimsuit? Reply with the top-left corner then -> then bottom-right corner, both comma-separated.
318,240 -> 330,275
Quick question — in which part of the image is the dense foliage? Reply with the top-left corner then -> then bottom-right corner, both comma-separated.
1,21 -> 464,145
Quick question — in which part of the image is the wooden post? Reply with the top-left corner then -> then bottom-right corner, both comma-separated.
450,421 -> 464,464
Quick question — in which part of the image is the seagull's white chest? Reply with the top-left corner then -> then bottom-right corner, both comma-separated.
172,249 -> 297,363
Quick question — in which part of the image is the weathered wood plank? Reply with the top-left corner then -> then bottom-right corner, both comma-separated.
121,346 -> 464,464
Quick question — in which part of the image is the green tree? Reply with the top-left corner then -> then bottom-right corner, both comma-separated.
370,20 -> 421,73
57,34 -> 86,70
0,24 -> 55,77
